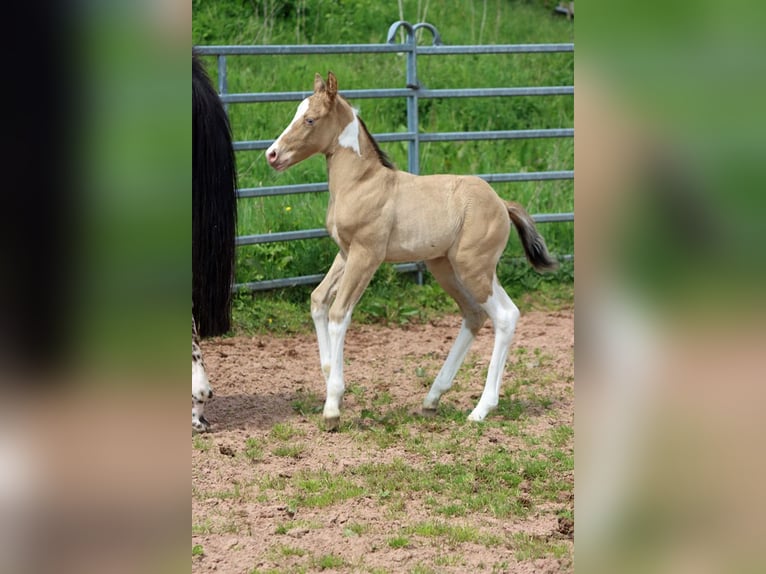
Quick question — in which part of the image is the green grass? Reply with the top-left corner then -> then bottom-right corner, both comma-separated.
245,437 -> 265,462
193,0 -> 573,333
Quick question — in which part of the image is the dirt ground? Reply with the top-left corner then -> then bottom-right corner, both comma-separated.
192,308 -> 574,573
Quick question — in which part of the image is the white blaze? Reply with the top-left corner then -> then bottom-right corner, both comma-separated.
267,98 -> 310,154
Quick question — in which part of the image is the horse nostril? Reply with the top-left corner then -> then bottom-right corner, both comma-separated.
267,149 -> 277,162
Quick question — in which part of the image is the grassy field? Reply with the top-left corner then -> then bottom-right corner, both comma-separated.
193,0 -> 574,332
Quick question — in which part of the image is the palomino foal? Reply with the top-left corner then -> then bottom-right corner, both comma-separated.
267,72 -> 557,430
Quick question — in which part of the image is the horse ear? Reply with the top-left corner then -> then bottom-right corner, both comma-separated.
314,73 -> 326,93
326,71 -> 337,101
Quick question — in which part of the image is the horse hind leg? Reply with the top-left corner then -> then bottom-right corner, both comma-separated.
422,257 -> 487,414
467,275 -> 520,422
192,315 -> 213,433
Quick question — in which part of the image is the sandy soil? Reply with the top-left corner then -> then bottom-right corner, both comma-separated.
193,308 -> 574,573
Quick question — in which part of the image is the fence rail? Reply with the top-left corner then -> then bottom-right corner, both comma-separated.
195,21 -> 574,292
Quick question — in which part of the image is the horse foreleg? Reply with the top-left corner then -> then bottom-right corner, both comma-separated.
322,248 -> 381,430
310,253 -> 346,382
468,276 -> 519,422
192,315 -> 213,432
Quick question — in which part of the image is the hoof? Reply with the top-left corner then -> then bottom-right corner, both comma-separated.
467,411 -> 485,422
324,416 -> 340,432
192,415 -> 211,434
421,407 -> 438,418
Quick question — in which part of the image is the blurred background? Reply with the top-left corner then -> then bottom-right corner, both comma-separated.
577,1 -> 766,573
0,0 -> 765,572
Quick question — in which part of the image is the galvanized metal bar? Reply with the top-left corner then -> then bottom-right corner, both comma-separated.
419,128 -> 574,142
237,183 -> 328,198
418,43 -> 574,55
217,55 -> 228,115
194,43 -> 573,56
234,263 -> 423,292
220,86 -> 573,104
236,228 -> 328,246
194,44 -> 411,56
234,128 -> 572,152
232,254 -> 572,292
479,170 -> 574,182
530,212 -> 574,223
236,171 -> 573,200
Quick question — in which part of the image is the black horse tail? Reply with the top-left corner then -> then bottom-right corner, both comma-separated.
193,53 -> 237,337
506,202 -> 559,272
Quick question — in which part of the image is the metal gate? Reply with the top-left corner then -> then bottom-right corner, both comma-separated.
195,21 -> 574,292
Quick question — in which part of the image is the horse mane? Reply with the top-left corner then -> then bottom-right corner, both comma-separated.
356,115 -> 396,170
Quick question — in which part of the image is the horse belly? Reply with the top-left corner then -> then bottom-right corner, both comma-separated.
384,219 -> 453,262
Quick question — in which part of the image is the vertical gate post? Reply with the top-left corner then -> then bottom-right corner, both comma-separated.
387,21 -> 442,284
217,55 -> 229,115
387,21 -> 420,175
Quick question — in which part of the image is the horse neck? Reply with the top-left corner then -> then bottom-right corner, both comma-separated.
325,108 -> 386,189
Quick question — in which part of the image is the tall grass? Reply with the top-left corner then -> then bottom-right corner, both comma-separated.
192,0 -> 574,331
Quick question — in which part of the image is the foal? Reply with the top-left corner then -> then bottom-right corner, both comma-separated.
267,72 -> 557,429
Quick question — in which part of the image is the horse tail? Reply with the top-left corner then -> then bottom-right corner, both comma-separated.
506,202 -> 559,272
193,53 -> 238,337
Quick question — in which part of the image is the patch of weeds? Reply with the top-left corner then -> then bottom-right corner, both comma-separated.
347,382 -> 368,403
494,395 -> 525,421
276,545 -> 306,558
311,553 -> 346,570
434,553 -> 464,568
197,482 -> 244,502
387,535 -> 410,549
274,519 -> 318,535
270,422 -> 302,441
290,469 -> 365,508
192,544 -> 204,556
355,459 -> 438,499
249,567 -> 306,574
410,564 -> 437,574
292,390 -> 323,416
192,520 -> 212,535
260,474 -> 288,491
435,503 -> 467,517
272,444 -> 306,459
193,435 -> 211,452
521,457 -> 550,481
512,532 -> 570,561
405,521 -> 498,547
221,520 -> 242,534
371,390 -> 393,407
244,437 -> 265,462
431,402 -> 470,423
343,522 -> 368,537
502,421 -> 523,437
549,424 -> 574,447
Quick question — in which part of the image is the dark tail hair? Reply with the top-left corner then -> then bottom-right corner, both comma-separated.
506,202 -> 559,272
193,54 -> 237,337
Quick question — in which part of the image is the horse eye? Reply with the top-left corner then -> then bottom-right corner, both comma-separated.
305,117 -> 315,126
